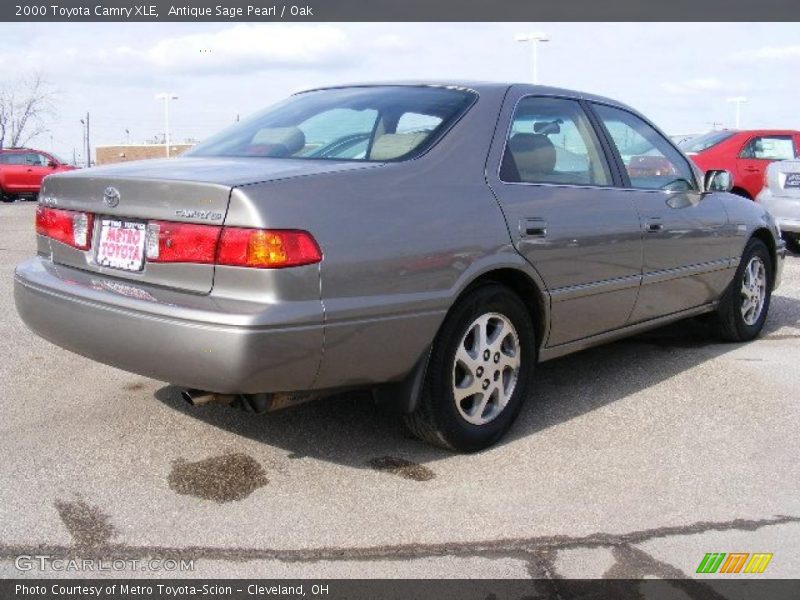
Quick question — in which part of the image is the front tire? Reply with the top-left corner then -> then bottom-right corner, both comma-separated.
404,284 -> 535,452
715,238 -> 772,342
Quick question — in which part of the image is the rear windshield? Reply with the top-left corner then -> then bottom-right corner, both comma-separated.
187,86 -> 476,162
679,130 -> 735,153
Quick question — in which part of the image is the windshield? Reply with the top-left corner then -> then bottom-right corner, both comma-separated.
187,86 -> 476,162
679,130 -> 735,153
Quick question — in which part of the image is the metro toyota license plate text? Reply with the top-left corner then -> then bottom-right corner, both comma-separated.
96,219 -> 146,271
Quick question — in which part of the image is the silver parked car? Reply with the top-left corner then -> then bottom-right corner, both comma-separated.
14,83 -> 785,451
757,159 -> 800,253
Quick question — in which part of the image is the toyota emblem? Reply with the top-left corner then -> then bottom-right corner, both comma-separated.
103,187 -> 120,207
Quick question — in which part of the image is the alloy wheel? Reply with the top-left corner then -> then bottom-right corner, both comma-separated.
452,312 -> 521,426
740,255 -> 767,326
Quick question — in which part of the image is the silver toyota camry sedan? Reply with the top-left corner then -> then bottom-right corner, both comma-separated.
14,82 -> 785,451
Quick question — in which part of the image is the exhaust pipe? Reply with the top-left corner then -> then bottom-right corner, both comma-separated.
181,389 -> 318,413
180,389 -> 234,407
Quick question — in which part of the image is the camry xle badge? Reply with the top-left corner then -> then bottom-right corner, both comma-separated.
175,209 -> 224,221
103,187 -> 120,207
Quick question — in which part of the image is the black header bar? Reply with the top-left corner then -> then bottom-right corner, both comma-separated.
3,0 -> 800,22
4,579 -> 800,600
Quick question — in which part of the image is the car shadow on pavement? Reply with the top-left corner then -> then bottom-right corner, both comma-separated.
153,292 -> 800,467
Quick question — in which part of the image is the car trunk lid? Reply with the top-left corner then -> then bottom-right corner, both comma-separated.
41,174 -> 231,294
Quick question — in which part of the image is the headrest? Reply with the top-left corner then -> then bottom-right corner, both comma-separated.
250,127 -> 306,156
509,133 -> 556,175
369,133 -> 428,160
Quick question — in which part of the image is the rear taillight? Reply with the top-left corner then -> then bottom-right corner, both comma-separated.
216,228 -> 322,268
35,207 -> 321,270
36,206 -> 94,250
145,221 -> 221,264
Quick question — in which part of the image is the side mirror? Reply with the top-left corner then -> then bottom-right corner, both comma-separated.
704,169 -> 733,193
47,160 -> 57,168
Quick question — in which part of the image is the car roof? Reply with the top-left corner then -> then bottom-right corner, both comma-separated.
727,129 -> 800,136
298,80 -> 633,110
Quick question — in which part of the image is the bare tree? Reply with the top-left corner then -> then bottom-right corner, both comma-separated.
0,74 -> 58,149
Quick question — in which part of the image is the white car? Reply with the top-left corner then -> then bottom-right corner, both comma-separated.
757,159 -> 800,253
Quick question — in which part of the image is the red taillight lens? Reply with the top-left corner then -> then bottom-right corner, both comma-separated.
145,221 -> 221,264
36,206 -> 94,250
216,228 -> 322,268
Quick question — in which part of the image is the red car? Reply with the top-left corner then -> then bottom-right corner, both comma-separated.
0,148 -> 76,202
680,129 -> 800,199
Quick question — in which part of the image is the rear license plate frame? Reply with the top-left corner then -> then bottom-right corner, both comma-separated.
95,218 -> 147,272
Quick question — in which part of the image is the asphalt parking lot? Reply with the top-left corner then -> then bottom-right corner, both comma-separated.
0,202 -> 798,587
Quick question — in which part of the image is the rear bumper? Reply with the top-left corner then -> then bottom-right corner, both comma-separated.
756,189 -> 800,233
14,257 -> 324,394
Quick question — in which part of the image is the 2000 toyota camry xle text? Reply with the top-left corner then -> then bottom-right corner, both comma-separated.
14,83 -> 785,451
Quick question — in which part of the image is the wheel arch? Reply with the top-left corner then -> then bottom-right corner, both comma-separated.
750,227 -> 778,288
374,264 -> 549,415
457,267 -> 547,354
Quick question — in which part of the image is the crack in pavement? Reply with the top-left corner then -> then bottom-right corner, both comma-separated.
0,514 -> 796,567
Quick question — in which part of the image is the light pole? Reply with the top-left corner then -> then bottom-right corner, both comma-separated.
516,32 -> 550,84
80,113 -> 90,168
726,96 -> 747,129
155,93 -> 179,157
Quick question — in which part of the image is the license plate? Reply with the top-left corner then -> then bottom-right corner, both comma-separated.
96,219 -> 146,272
785,173 -> 800,188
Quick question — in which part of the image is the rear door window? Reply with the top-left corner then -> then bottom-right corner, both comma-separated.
0,153 -> 26,165
739,136 -> 796,160
500,96 -> 612,186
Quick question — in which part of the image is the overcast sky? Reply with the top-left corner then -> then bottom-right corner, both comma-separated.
2,22 -> 799,162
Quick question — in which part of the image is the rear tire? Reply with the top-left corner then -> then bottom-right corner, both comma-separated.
783,233 -> 800,255
714,238 -> 772,342
404,284 -> 535,452
0,188 -> 13,203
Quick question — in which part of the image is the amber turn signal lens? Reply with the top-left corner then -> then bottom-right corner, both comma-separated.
217,228 -> 322,268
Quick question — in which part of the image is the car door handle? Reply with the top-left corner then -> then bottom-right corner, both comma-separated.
519,218 -> 547,238
645,219 -> 664,233
743,167 -> 760,172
